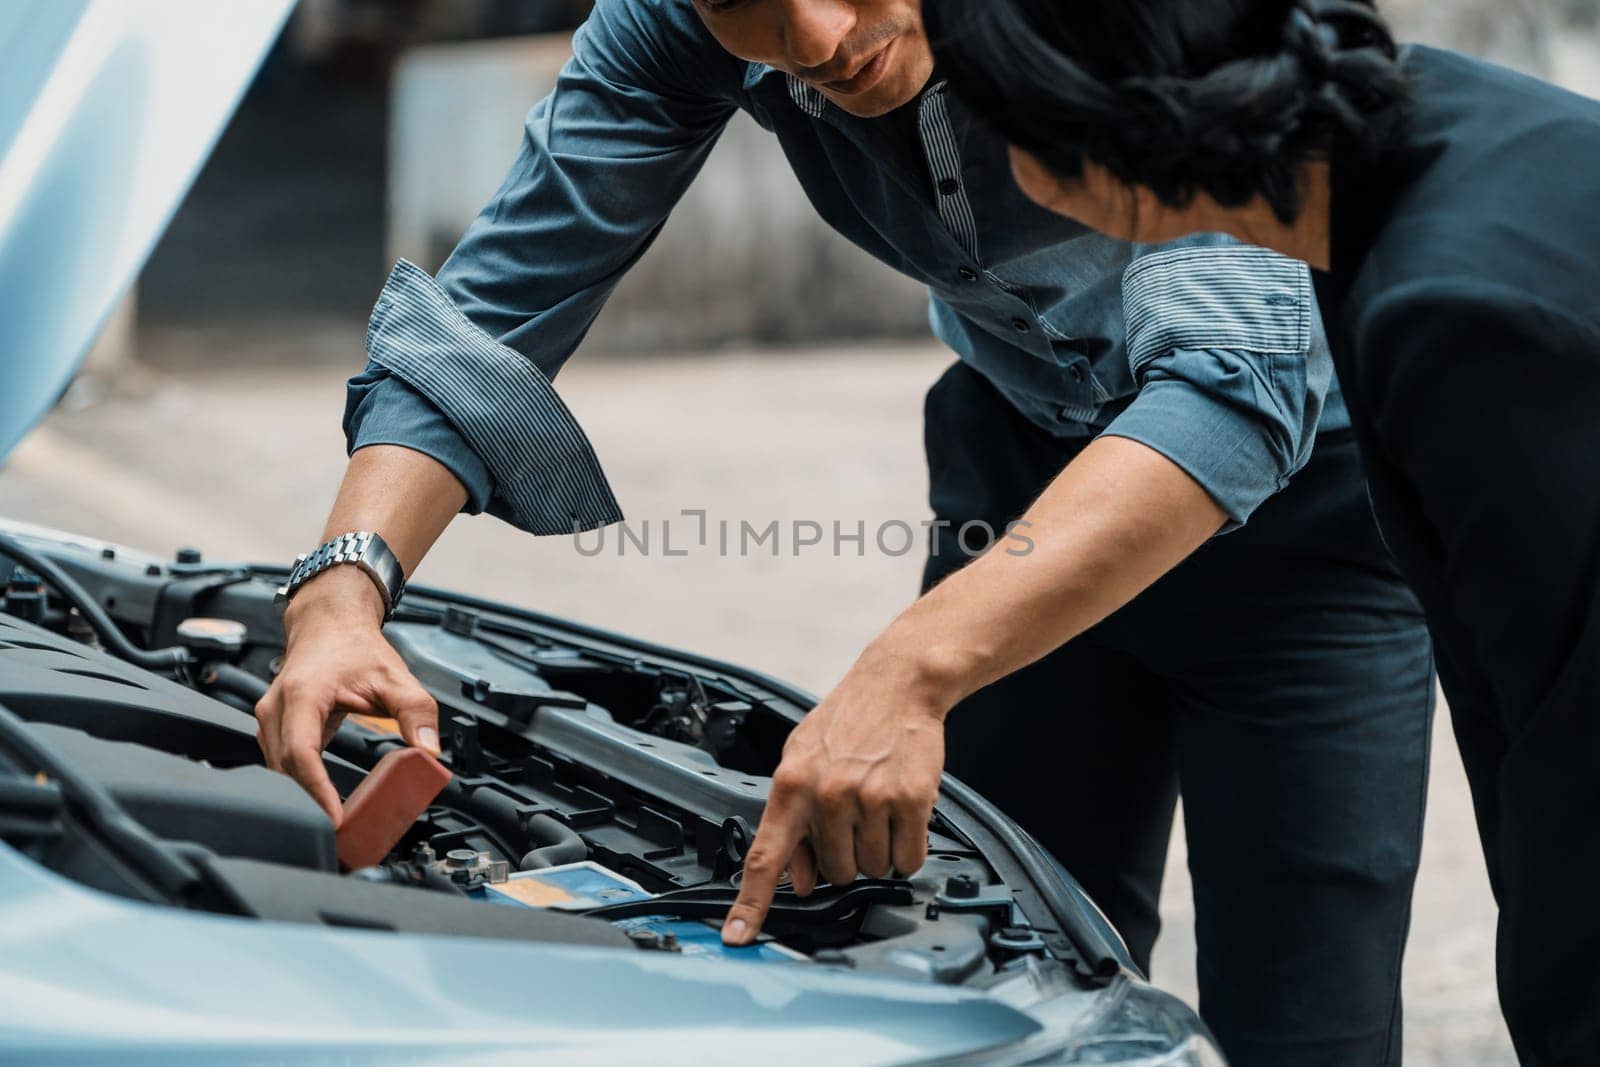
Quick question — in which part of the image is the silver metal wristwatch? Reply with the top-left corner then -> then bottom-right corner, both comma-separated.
274,531 -> 406,621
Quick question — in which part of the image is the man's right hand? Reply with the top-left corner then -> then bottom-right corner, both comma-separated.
255,565 -> 440,825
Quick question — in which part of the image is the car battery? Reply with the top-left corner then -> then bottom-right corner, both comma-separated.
476,861 -> 654,910
610,916 -> 806,963
474,860 -> 803,963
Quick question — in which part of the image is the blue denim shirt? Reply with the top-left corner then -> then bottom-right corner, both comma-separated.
347,0 -> 1346,535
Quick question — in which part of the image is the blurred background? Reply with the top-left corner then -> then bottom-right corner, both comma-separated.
5,2 -> 1599,1062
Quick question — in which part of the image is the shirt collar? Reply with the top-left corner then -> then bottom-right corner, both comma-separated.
743,62 -> 829,118
741,61 -> 775,91
745,63 -> 954,123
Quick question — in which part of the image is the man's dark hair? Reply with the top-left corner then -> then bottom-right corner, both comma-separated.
924,0 -> 1409,222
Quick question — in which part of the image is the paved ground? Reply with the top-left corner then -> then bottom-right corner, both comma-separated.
0,341 -> 1514,1064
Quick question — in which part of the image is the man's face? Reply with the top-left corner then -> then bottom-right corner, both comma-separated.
691,0 -> 934,118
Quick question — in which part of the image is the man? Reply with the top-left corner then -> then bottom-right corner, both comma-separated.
257,2 -> 1433,1061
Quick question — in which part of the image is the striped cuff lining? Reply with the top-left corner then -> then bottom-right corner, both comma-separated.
1122,245 -> 1311,375
365,259 -> 623,535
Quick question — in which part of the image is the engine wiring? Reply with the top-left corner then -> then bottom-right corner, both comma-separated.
0,530 -> 190,673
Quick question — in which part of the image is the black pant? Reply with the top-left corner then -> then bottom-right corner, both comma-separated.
1344,323 -> 1600,1066
921,362 -> 1436,1067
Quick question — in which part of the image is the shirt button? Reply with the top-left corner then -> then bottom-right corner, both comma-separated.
1011,317 -> 1031,333
937,178 -> 960,196
958,267 -> 979,282
1069,364 -> 1085,383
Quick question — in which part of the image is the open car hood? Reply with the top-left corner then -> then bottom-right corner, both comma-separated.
0,519 -> 1236,1065
0,0 -> 293,457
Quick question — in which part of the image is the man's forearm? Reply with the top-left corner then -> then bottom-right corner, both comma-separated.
286,445 -> 469,629
262,444 -> 465,813
880,436 -> 1227,711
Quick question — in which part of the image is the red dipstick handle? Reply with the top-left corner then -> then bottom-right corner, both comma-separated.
335,747 -> 452,871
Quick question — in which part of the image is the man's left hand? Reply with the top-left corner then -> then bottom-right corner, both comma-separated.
720,639 -> 950,945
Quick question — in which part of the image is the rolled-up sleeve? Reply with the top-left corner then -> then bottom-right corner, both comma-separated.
342,0 -> 740,534
344,360 -> 494,515
1101,243 -> 1330,530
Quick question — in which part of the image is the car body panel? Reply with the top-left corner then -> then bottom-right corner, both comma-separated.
0,0 -> 294,457
0,842 -> 1041,1065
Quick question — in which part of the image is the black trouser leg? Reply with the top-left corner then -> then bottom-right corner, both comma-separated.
1393,518 -> 1600,1067
1490,625 -> 1600,1067
922,361 -> 1434,1067
1143,440 -> 1435,1067
1347,322 -> 1600,1065
921,362 -> 1180,970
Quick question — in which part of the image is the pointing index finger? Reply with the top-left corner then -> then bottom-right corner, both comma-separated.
721,802 -> 806,946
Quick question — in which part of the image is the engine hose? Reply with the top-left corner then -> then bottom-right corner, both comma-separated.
202,663 -> 268,705
0,530 -> 189,672
467,787 -> 525,838
519,814 -> 587,870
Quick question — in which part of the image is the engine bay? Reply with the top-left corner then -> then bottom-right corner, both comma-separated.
0,529 -> 1126,991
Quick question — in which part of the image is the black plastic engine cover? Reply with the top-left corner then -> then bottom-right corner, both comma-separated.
0,613 -> 365,795
0,613 -> 264,762
26,722 -> 337,871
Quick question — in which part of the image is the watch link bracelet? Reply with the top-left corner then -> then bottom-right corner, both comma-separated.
274,531 -> 406,622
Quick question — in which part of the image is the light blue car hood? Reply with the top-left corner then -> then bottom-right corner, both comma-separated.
0,0 -> 294,457
0,842 -> 1040,1065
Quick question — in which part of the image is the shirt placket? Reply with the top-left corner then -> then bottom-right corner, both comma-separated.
918,84 -> 1080,377
915,83 -> 980,263
784,73 -> 1096,419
